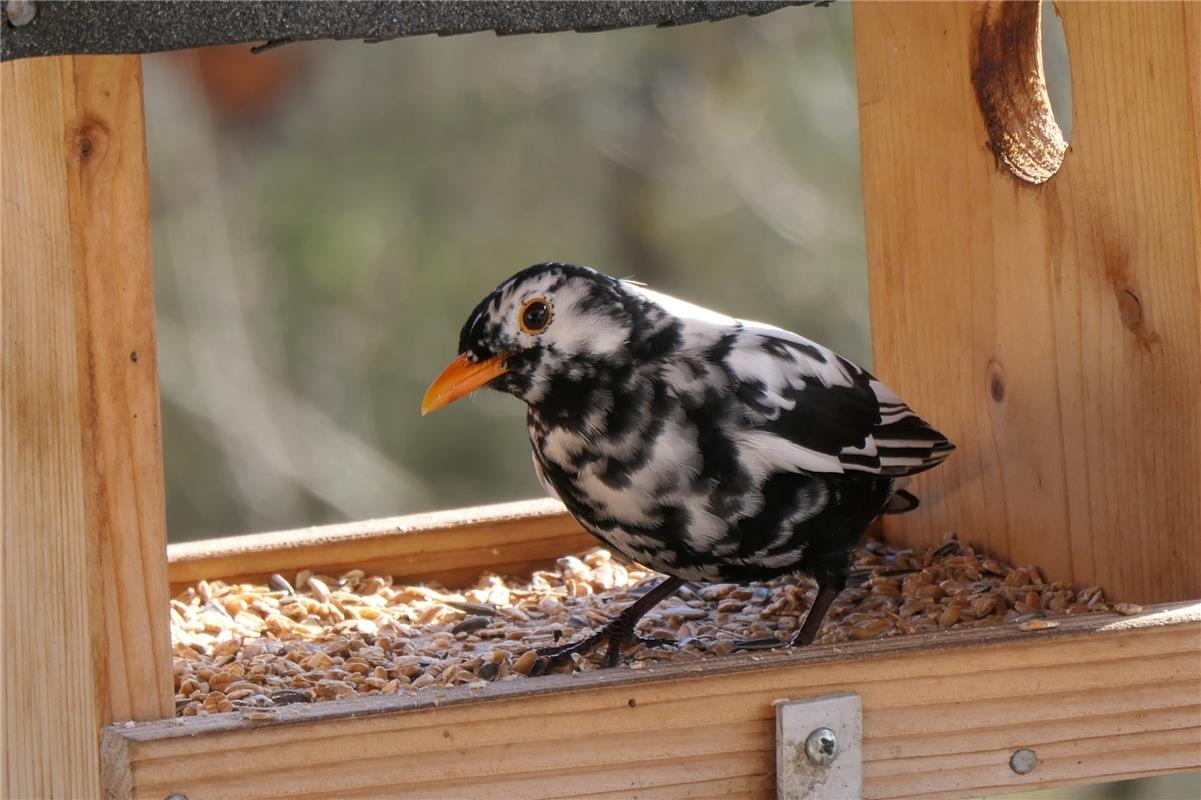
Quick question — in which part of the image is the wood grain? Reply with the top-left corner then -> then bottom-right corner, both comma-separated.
103,601 -> 1201,799
167,498 -> 594,593
855,1 -> 1201,602
2,55 -> 172,799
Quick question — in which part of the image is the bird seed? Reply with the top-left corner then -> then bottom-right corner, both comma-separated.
171,533 -> 1124,717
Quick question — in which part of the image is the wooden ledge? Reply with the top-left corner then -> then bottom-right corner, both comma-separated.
104,601 -> 1201,799
167,498 -> 593,593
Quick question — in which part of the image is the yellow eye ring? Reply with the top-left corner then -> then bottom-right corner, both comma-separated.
519,297 -> 553,335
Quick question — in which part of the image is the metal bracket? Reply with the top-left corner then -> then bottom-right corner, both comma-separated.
775,692 -> 863,800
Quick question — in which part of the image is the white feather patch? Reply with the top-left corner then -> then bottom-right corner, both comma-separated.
531,454 -> 560,502
734,430 -> 845,476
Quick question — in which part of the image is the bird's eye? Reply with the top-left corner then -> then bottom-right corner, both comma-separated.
519,297 -> 552,334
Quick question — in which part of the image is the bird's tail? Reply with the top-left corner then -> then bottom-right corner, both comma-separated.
883,478 -> 920,514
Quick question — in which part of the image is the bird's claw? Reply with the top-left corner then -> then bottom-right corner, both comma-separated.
527,633 -> 601,677
526,630 -> 678,676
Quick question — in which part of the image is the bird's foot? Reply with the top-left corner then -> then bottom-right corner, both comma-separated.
528,627 -> 676,675
528,629 -> 606,675
784,580 -> 842,648
525,576 -> 686,676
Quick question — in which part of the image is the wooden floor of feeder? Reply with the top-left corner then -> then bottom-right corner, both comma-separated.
106,502 -> 1201,800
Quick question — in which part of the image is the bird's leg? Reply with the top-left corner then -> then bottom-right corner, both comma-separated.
790,577 -> 844,647
531,576 -> 684,673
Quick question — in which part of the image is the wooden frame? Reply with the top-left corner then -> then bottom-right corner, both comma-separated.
166,498 -> 591,595
2,54 -> 173,799
108,617 -> 1201,798
4,2 -> 1200,799
857,0 -> 1201,602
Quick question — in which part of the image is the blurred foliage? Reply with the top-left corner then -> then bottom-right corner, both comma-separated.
145,4 -> 867,541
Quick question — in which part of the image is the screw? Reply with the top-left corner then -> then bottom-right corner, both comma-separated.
164,795 -> 189,800
1009,748 -> 1037,775
5,1 -> 37,26
804,726 -> 838,767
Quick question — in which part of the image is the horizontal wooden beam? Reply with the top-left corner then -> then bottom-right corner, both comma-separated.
167,498 -> 595,593
104,600 -> 1201,799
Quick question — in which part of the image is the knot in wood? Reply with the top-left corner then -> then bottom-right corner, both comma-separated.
74,119 -> 108,161
1117,289 -> 1143,330
986,358 -> 1006,403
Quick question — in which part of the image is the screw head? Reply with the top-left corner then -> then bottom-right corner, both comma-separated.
804,726 -> 838,766
5,1 -> 37,27
1009,748 -> 1037,775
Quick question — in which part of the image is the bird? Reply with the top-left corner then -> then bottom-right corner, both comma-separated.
422,263 -> 953,669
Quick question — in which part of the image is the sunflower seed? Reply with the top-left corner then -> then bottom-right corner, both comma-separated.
444,600 -> 498,617
1018,619 -> 1060,631
733,636 -> 784,651
450,616 -> 491,635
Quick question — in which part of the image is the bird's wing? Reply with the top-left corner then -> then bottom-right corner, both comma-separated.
724,326 -> 954,478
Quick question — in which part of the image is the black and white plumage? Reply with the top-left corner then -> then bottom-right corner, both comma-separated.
423,263 -> 953,666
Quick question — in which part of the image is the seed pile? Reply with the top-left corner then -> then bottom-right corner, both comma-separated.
171,534 -> 1137,717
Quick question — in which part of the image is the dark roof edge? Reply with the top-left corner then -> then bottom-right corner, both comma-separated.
2,1 -> 824,63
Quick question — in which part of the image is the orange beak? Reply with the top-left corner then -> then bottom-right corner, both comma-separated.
421,352 -> 512,415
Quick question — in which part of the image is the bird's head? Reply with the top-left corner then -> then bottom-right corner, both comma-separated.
422,263 -> 675,415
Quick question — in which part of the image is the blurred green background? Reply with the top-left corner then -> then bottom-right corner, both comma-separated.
143,6 -> 1194,797
145,6 -> 869,542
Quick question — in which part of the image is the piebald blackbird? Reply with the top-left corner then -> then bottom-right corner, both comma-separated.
423,263 -> 953,668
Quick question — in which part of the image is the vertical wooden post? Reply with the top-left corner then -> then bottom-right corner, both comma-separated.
2,55 -> 173,797
854,2 -> 1201,602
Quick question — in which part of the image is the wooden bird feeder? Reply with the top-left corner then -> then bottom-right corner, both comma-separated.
3,2 -> 1198,798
